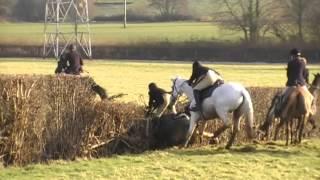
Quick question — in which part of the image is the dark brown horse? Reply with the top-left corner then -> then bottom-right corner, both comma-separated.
259,73 -> 320,145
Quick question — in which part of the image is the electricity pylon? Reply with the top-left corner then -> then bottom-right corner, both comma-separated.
43,0 -> 92,59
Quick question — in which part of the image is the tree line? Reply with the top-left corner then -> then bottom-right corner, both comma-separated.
0,0 -> 45,21
1,0 -> 320,44
213,0 -> 320,43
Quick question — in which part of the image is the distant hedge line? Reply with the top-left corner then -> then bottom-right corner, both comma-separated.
0,75 -> 318,166
0,44 -> 319,62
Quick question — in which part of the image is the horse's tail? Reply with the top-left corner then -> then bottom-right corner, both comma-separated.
259,92 -> 280,134
240,88 -> 255,139
297,92 -> 307,115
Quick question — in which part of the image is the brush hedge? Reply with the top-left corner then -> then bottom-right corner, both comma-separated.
0,75 -> 318,166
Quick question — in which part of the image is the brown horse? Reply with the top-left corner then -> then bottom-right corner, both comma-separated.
273,86 -> 313,145
259,73 -> 320,145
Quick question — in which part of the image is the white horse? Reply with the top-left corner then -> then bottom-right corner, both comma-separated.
170,76 -> 255,149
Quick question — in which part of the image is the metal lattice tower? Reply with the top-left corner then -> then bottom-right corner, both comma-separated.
43,0 -> 92,59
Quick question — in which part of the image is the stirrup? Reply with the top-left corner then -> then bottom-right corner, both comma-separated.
189,107 -> 205,120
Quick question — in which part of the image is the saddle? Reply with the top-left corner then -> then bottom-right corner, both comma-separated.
199,79 -> 224,102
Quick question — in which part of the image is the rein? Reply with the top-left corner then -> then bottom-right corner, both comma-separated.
172,79 -> 188,97
310,85 -> 320,90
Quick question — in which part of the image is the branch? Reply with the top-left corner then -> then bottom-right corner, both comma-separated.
223,0 -> 247,29
89,138 -> 116,150
108,93 -> 128,101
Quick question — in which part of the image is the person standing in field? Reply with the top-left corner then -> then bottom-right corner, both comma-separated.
188,61 -> 223,113
147,82 -> 171,118
55,44 -> 84,75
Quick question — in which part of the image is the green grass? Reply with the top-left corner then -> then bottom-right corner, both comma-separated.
0,22 -> 242,46
0,58 -> 319,102
0,139 -> 320,179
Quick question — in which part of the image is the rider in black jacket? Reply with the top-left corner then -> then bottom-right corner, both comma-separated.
286,49 -> 309,87
276,48 -> 313,115
188,61 -> 223,112
147,82 -> 171,118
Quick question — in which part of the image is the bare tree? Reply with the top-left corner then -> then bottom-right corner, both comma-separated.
267,0 -> 318,42
216,0 -> 279,43
281,0 -> 316,41
148,0 -> 188,20
305,1 -> 320,43
0,0 -> 14,19
13,0 -> 45,21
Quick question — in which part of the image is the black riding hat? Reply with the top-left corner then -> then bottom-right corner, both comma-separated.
68,44 -> 76,51
148,82 -> 157,89
193,61 -> 201,68
290,48 -> 301,56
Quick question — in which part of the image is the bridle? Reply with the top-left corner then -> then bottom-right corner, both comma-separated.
171,78 -> 188,100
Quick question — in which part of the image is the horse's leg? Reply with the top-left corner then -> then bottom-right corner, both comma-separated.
210,111 -> 230,144
295,116 -> 303,144
298,115 -> 307,143
197,121 -> 207,144
184,112 -> 200,147
308,116 -> 317,130
285,120 -> 289,146
305,116 -> 316,137
290,119 -> 294,144
226,111 -> 241,149
261,105 -> 275,140
274,118 -> 285,141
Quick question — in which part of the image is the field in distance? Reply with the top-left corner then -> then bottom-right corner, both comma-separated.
1,58 -> 319,103
0,22 -> 242,46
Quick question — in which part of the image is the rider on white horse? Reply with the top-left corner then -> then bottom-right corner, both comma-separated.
188,61 -> 223,113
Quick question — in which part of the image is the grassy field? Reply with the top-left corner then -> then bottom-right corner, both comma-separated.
0,58 -> 319,102
0,139 -> 320,179
0,22 -> 242,46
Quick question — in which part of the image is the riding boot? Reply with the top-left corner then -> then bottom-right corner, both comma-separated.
190,90 -> 201,112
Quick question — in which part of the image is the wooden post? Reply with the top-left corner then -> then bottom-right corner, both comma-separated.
124,0 -> 127,28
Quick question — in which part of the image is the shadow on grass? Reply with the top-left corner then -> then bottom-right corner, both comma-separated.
168,143 -> 305,158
